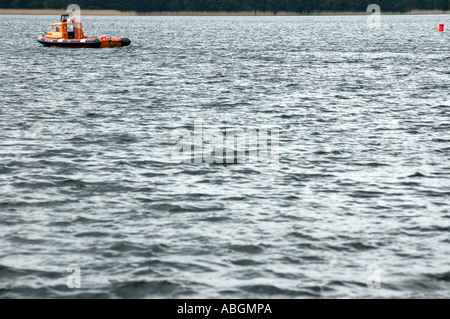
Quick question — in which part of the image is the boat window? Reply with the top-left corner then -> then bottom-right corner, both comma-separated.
55,26 -> 60,32
48,26 -> 55,33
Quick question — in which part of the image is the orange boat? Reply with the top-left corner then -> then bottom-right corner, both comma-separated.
37,14 -> 131,48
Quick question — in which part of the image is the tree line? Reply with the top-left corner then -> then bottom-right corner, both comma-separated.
1,0 -> 449,12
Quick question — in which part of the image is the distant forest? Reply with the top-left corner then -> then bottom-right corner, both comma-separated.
1,0 -> 449,12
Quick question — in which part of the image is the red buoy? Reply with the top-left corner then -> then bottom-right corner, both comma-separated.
439,24 -> 444,32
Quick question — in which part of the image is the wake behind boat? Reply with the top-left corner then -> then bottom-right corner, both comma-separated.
37,14 -> 131,48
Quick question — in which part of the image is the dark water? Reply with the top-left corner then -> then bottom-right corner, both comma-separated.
0,14 -> 449,298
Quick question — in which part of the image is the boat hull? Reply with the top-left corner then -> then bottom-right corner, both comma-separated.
37,36 -> 131,48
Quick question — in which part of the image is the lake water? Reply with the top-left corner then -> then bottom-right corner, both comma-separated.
0,14 -> 449,298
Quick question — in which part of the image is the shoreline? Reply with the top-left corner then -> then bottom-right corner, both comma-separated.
0,9 -> 449,16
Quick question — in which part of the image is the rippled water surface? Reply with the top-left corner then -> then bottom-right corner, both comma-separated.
0,14 -> 449,298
